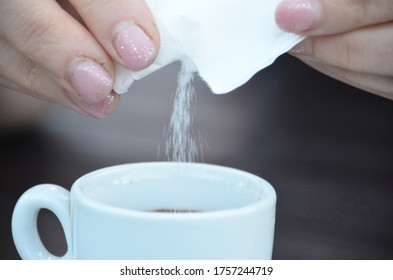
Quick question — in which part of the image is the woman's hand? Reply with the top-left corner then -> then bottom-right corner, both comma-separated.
0,0 -> 160,118
276,0 -> 393,100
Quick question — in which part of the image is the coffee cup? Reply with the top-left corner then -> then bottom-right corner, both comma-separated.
12,162 -> 276,259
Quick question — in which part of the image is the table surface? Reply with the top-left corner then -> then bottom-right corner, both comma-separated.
1,55 -> 392,260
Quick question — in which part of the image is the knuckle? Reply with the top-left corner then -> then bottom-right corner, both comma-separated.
16,57 -> 42,94
18,14 -> 57,60
0,38 -> 38,93
17,59 -> 65,102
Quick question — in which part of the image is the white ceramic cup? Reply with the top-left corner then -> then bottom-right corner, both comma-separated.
12,162 -> 276,260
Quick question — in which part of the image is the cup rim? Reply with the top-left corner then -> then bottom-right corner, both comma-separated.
71,162 -> 276,219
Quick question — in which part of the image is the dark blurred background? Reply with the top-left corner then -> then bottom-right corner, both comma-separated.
1,54 -> 392,259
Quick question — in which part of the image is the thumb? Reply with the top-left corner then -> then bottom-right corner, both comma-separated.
275,0 -> 393,35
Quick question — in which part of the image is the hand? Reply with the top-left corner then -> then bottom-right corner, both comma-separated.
0,0 -> 160,118
275,0 -> 393,100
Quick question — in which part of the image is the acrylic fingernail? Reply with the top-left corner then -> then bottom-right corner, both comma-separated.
69,59 -> 113,104
276,0 -> 321,33
113,23 -> 155,71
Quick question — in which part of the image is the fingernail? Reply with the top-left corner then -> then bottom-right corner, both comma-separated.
276,0 -> 320,33
113,23 -> 155,71
69,59 -> 113,103
288,38 -> 311,55
77,93 -> 117,119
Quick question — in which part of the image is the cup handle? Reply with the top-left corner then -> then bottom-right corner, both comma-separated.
12,184 -> 73,259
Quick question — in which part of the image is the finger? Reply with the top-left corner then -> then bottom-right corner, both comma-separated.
0,39 -> 119,118
69,0 -> 159,71
276,0 -> 393,35
289,22 -> 393,77
0,0 -> 115,107
298,59 -> 393,100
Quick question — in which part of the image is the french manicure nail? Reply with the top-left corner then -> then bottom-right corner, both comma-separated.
69,59 -> 113,104
276,0 -> 320,33
113,23 -> 155,71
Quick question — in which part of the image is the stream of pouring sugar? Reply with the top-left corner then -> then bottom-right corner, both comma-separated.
164,60 -> 199,162
163,60 -> 200,213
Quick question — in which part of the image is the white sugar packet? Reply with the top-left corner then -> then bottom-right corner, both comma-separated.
113,0 -> 303,94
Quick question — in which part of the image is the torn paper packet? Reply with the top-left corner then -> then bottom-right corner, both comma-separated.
113,0 -> 304,94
